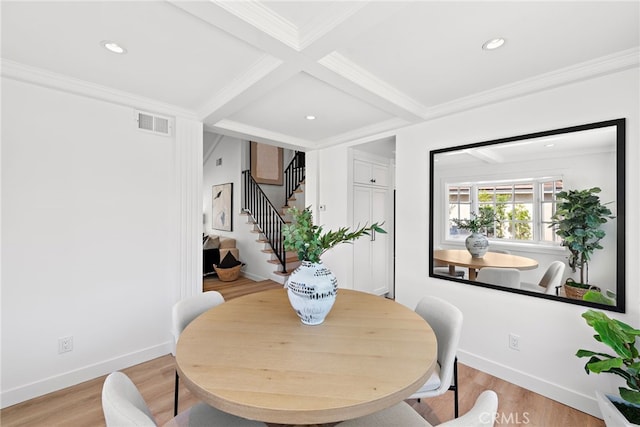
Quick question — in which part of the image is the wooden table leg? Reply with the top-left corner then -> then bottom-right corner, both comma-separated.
469,268 -> 477,281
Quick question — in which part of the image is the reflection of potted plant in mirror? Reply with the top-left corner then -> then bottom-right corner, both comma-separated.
549,187 -> 615,299
451,210 -> 497,258
577,309 -> 640,426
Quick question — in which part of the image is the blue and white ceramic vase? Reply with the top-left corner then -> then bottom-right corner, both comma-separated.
465,232 -> 489,258
285,261 -> 338,325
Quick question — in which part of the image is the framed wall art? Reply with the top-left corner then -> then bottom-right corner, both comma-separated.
212,183 -> 233,231
251,141 -> 283,185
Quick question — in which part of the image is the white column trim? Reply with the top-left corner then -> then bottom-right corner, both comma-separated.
174,117 -> 203,299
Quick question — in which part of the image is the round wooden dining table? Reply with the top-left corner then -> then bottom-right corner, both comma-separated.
175,288 -> 437,425
434,249 -> 539,280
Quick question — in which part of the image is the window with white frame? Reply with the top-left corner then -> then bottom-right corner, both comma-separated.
446,177 -> 563,245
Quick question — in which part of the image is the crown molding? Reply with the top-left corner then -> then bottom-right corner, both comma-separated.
318,52 -> 428,120
0,59 -> 198,119
422,47 -> 640,121
214,1 -> 299,51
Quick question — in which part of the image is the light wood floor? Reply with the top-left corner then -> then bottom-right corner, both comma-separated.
203,274 -> 283,299
1,276 -> 604,427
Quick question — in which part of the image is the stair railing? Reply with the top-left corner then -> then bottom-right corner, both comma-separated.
242,170 -> 287,273
284,151 -> 305,205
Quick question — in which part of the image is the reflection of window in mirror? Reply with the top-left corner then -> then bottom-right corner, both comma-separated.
445,178 -> 563,245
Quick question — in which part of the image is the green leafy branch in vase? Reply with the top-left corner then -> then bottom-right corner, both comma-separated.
282,206 -> 386,263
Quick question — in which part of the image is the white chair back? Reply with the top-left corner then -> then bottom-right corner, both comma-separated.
539,261 -> 565,295
102,372 -> 156,427
172,291 -> 224,354
414,296 -> 463,394
335,390 -> 498,427
439,390 -> 498,427
476,267 -> 521,289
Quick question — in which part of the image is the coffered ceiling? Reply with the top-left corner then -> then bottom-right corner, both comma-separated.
2,1 -> 638,150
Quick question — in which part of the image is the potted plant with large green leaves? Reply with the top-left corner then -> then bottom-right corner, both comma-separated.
577,310 -> 640,426
282,206 -> 385,325
451,210 -> 497,258
549,187 -> 615,300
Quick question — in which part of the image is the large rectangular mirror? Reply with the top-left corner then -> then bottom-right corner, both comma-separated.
429,119 -> 625,312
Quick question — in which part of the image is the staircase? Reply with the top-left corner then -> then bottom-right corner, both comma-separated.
242,151 -> 305,283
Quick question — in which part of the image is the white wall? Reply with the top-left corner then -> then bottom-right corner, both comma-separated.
393,68 -> 639,417
202,133 -> 242,237
1,78 -> 178,406
313,145 -> 353,288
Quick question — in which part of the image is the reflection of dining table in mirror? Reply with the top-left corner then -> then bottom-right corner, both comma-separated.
433,249 -> 539,281
175,288 -> 437,425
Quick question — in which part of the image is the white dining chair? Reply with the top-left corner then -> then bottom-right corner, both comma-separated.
476,267 -> 521,289
172,291 -> 225,415
409,296 -> 463,418
336,390 -> 498,427
520,261 -> 565,295
102,371 -> 265,427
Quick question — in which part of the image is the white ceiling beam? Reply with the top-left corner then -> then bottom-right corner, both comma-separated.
212,119 -> 316,151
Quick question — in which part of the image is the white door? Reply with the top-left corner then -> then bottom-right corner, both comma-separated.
353,185 -> 389,295
370,187 -> 389,295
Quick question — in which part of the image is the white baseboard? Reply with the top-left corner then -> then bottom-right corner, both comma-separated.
270,273 -> 287,285
241,271 -> 267,282
458,350 -> 602,419
1,341 -> 172,409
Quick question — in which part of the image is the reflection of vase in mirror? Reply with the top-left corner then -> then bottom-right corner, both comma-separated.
465,233 -> 489,258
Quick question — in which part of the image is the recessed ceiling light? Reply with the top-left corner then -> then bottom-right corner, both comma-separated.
305,115 -> 316,120
482,38 -> 506,51
100,40 -> 127,54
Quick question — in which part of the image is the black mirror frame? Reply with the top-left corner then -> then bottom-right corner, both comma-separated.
429,118 -> 626,313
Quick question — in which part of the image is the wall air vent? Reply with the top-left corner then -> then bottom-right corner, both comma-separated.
135,110 -> 173,136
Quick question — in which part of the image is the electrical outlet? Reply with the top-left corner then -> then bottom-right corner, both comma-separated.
58,336 -> 73,354
509,333 -> 520,351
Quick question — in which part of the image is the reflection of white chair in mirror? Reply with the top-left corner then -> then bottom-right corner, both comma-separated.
336,390 -> 498,427
520,261 -> 565,295
476,268 -> 521,289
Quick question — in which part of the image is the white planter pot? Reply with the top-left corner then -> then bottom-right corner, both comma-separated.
465,232 -> 489,258
596,390 -> 640,426
285,261 -> 338,325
